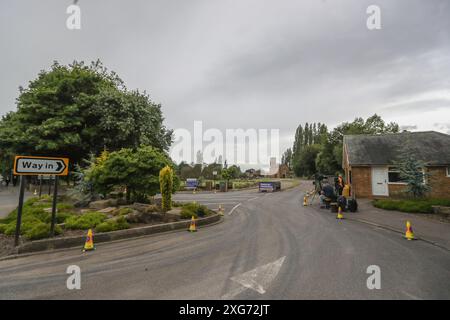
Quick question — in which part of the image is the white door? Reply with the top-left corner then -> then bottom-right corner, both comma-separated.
371,167 -> 389,196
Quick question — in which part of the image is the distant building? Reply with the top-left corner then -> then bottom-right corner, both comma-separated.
264,157 -> 292,179
268,157 -> 278,176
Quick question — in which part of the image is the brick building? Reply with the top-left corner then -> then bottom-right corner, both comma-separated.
343,131 -> 450,199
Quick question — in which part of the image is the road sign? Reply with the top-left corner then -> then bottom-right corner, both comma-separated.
13,156 -> 69,176
186,178 -> 198,189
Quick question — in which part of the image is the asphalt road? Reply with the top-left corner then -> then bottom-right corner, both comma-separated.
0,187 -> 32,219
1,185 -> 450,299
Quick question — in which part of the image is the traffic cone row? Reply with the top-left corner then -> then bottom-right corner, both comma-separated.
218,204 -> 224,216
189,216 -> 197,232
83,229 -> 95,252
336,206 -> 344,220
404,221 -> 414,240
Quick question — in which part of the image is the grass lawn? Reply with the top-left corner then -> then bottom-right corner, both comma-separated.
373,198 -> 450,214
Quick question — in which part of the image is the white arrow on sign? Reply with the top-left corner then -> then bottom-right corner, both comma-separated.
15,158 -> 67,175
221,256 -> 286,299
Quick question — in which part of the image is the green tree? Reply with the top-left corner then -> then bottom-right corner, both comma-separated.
315,137 -> 340,175
85,146 -> 174,203
293,144 -> 321,177
396,155 -> 430,198
159,166 -> 174,212
201,162 -> 223,179
281,148 -> 293,169
0,60 -> 172,165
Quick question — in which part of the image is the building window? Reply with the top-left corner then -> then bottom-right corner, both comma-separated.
388,167 -> 406,184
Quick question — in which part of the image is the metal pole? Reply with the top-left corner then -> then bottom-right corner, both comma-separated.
38,175 -> 43,198
50,176 -> 58,237
14,176 -> 26,247
48,176 -> 52,195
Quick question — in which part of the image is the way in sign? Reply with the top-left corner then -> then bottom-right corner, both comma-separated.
14,156 -> 68,175
21,161 -> 55,170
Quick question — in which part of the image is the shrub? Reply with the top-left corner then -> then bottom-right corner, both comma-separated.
0,197 -> 75,240
42,211 -> 74,224
115,207 -> 134,216
65,212 -> 107,230
95,216 -> 129,233
25,223 -> 62,240
57,203 -> 75,211
3,216 -> 42,236
159,165 -> 174,212
180,202 -> 212,219
373,199 -> 450,213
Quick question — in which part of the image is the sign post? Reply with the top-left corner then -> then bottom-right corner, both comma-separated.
38,175 -> 43,198
14,176 -> 26,247
13,156 -> 69,246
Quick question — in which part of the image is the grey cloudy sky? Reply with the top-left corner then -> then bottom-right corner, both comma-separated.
1,0 -> 450,163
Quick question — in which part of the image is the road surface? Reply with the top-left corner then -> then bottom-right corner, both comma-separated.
0,187 -> 32,219
1,185 -> 450,299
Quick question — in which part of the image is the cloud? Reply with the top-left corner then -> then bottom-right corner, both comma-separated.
0,0 -> 449,161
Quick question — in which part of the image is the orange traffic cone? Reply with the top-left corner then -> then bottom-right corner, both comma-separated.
83,229 -> 95,252
336,206 -> 344,220
189,216 -> 197,232
405,221 -> 414,240
303,196 -> 308,206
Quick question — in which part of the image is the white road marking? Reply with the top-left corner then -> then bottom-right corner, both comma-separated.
228,203 -> 242,215
221,256 -> 286,299
402,291 -> 422,300
247,196 -> 259,202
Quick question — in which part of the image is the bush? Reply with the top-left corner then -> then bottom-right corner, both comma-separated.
159,165 -> 174,212
3,216 -> 42,236
115,207 -> 133,216
373,199 -> 450,213
57,203 -> 75,211
25,223 -> 62,240
0,197 -> 75,240
95,216 -> 129,233
65,212 -> 107,230
180,202 -> 212,219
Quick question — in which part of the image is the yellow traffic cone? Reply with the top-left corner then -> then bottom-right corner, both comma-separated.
337,206 -> 344,220
83,229 -> 95,252
189,216 -> 197,232
303,196 -> 308,206
218,204 -> 224,216
405,221 -> 414,240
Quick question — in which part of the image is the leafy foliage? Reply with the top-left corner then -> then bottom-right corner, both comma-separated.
396,155 -> 431,198
95,216 -> 129,233
159,166 -> 174,212
84,146 -> 174,202
0,196 -> 73,239
373,198 -> 450,213
180,202 -> 212,219
65,212 -> 107,230
0,60 -> 172,166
